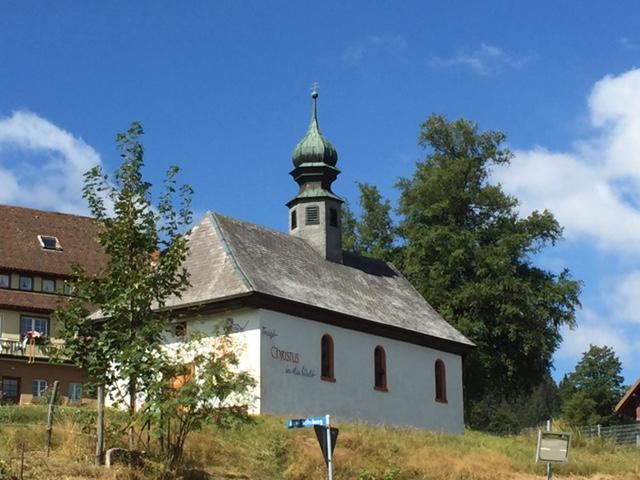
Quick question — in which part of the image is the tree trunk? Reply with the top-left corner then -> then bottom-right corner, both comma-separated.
128,376 -> 136,450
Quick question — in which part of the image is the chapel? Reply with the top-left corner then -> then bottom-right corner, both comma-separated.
163,89 -> 474,433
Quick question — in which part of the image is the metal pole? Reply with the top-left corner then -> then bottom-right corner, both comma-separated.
325,414 -> 333,480
95,386 -> 105,466
546,419 -> 552,480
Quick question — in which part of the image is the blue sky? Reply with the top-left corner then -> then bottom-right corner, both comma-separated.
2,1 -> 640,383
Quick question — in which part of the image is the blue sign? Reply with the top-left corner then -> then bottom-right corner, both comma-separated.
286,416 -> 327,429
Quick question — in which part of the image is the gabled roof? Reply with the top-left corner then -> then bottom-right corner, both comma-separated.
0,204 -> 107,277
167,212 -> 473,351
615,378 -> 640,417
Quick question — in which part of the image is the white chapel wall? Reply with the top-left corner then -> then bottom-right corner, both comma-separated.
165,308 -> 262,414
257,308 -> 464,434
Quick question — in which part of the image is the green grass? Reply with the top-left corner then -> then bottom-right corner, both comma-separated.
1,406 -> 639,479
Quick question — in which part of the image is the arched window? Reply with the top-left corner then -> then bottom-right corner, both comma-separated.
321,334 -> 335,381
435,359 -> 447,403
374,346 -> 387,391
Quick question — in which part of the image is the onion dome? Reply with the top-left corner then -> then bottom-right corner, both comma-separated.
292,89 -> 338,167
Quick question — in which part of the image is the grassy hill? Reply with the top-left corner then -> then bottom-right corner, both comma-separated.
1,406 -> 639,479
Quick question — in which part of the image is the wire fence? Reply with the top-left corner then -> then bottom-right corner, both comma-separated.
522,422 -> 640,447
577,423 -> 640,446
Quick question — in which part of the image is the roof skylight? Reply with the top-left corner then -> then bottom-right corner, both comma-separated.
38,235 -> 62,251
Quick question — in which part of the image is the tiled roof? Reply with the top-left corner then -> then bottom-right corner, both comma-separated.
0,289 -> 70,313
0,204 -> 107,277
167,212 -> 473,348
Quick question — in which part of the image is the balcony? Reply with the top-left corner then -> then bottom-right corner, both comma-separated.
0,337 -> 67,360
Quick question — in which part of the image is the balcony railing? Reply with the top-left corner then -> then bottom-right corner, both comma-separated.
0,338 -> 67,360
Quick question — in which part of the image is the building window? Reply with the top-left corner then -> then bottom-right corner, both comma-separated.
173,322 -> 187,337
42,278 -> 56,293
374,346 -> 387,391
1,378 -> 20,404
329,208 -> 338,227
435,359 -> 447,403
38,235 -> 62,251
63,281 -> 74,295
20,316 -> 49,337
19,276 -> 33,291
0,274 -> 9,288
291,210 -> 297,230
320,334 -> 335,382
68,383 -> 83,402
32,379 -> 48,398
306,205 -> 320,225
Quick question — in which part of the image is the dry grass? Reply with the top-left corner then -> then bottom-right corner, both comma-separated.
1,407 -> 640,479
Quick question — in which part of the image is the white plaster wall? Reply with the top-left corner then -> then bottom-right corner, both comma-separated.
163,308 -> 262,413
258,309 -> 464,434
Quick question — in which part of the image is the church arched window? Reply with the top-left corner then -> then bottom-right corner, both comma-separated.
321,334 -> 335,381
435,359 -> 447,403
374,346 -> 387,391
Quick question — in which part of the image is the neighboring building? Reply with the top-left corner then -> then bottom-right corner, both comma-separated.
0,205 -> 106,404
164,90 -> 474,433
615,378 -> 640,421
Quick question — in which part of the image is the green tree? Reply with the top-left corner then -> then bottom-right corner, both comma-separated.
342,183 -> 395,262
342,201 -> 359,253
56,122 -> 193,447
143,327 -> 255,468
395,114 -> 581,419
356,182 -> 395,262
559,345 -> 625,426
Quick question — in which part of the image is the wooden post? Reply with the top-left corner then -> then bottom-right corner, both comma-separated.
95,386 -> 105,466
19,442 -> 25,480
45,380 -> 60,456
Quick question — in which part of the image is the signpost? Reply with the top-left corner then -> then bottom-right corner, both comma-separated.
287,414 -> 338,480
535,420 -> 571,480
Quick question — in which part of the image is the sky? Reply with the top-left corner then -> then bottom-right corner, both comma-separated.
1,1 -> 640,384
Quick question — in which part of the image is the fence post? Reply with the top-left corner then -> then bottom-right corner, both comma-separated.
45,380 -> 60,456
546,419 -> 552,480
636,433 -> 639,448
95,385 -> 105,466
597,424 -> 601,438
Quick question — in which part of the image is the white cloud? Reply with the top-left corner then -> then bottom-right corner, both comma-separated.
0,110 -> 101,214
494,68 -> 640,254
605,271 -> 640,324
556,308 -> 635,363
429,43 -> 528,75
341,35 -> 407,64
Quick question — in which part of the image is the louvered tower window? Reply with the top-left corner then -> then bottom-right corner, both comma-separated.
306,205 -> 320,225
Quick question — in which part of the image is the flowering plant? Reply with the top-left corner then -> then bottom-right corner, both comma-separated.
25,330 -> 43,339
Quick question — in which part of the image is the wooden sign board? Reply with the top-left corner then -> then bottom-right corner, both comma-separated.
536,431 -> 571,464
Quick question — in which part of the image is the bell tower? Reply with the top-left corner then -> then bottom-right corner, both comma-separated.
287,86 -> 343,263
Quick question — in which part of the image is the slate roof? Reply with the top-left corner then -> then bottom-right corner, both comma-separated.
167,212 -> 473,349
0,205 -> 107,277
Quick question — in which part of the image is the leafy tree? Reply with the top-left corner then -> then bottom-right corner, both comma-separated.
56,122 -> 193,447
355,182 -> 395,262
559,345 -> 625,426
341,183 -> 395,262
342,201 -> 359,253
143,327 -> 256,468
391,114 -> 580,422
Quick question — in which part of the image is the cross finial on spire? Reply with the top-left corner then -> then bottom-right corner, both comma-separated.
311,82 -> 319,99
